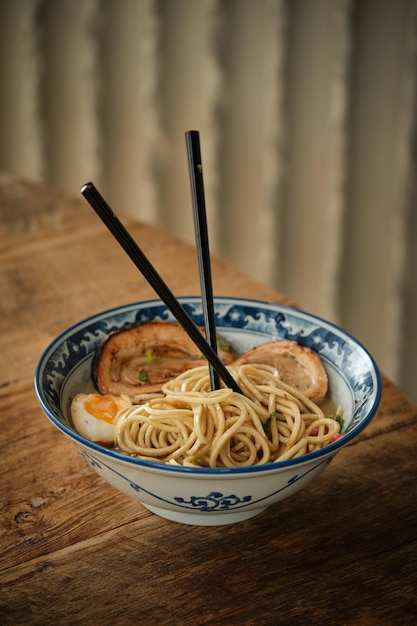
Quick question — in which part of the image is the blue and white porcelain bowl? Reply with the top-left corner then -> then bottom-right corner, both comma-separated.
35,297 -> 381,526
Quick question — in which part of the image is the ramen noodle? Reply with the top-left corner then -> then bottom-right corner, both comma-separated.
114,363 -> 342,468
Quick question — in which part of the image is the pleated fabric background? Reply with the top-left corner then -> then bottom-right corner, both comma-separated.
1,0 -> 417,403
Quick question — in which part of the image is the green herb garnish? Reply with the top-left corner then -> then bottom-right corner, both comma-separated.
263,411 -> 276,433
139,368 -> 148,383
216,334 -> 234,353
329,413 -> 344,431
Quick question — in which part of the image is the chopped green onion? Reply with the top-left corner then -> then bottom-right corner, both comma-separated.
263,411 -> 276,433
216,334 -> 234,353
329,413 -> 344,431
139,368 -> 148,383
144,347 -> 158,363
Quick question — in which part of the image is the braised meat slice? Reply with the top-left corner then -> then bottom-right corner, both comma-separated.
230,339 -> 328,403
93,320 -> 235,396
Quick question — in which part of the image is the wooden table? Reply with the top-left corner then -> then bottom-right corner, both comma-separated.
1,174 -> 416,625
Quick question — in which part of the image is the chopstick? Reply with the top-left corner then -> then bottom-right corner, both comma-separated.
80,182 -> 243,394
186,130 -> 220,391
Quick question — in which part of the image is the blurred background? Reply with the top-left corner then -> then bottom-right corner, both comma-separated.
1,0 -> 417,403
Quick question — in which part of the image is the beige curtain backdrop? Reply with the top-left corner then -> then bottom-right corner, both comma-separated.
1,0 -> 417,403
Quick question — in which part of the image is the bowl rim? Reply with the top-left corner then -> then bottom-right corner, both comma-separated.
34,296 -> 382,476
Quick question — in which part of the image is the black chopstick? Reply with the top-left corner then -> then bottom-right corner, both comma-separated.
186,130 -> 220,391
80,182 -> 243,394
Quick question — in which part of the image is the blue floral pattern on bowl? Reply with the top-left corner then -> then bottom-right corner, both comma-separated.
78,447 -> 331,511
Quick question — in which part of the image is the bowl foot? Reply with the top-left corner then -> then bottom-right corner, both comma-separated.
143,503 -> 267,526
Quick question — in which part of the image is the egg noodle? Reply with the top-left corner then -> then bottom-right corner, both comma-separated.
113,363 -> 342,468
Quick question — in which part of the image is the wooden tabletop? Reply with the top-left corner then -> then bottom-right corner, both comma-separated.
1,174 -> 416,625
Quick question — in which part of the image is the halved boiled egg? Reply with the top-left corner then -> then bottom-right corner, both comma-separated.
71,393 -> 131,444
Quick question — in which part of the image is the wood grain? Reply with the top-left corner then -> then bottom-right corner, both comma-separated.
1,176 -> 416,625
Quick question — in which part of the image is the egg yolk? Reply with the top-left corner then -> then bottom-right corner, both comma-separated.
84,394 -> 121,423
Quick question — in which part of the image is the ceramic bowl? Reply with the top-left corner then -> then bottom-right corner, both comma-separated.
35,297 -> 381,526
